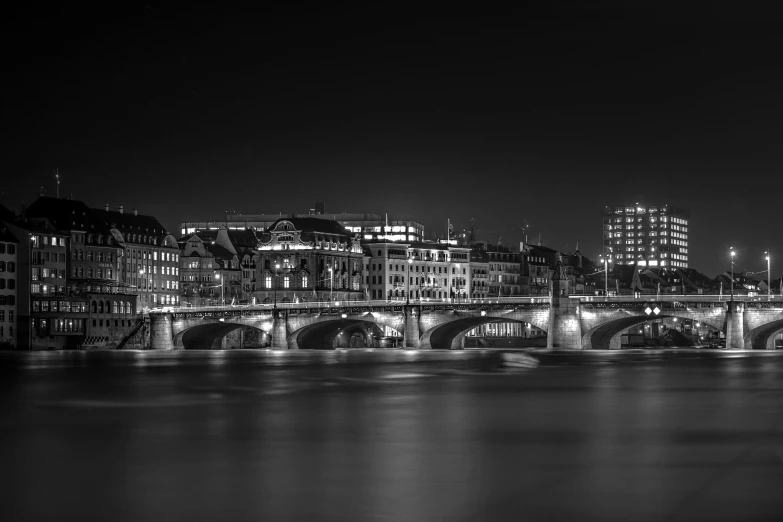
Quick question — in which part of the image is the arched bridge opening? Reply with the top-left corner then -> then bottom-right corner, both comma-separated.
424,316 -> 548,350
181,323 -> 270,350
586,314 -> 721,351
748,319 -> 783,350
290,319 -> 392,350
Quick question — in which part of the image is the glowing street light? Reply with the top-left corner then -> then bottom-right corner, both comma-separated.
273,263 -> 280,310
406,257 -> 413,305
599,256 -> 608,298
214,273 -> 224,307
730,247 -> 736,301
328,266 -> 333,303
765,251 -> 771,301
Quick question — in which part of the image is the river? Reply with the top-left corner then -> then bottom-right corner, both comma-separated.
2,349 -> 782,521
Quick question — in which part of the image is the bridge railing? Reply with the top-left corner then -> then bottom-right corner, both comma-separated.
571,294 -> 776,302
149,296 -> 553,314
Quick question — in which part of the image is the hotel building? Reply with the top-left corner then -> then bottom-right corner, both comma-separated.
602,204 -> 689,268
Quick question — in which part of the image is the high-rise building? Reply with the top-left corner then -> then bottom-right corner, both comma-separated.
603,204 -> 689,268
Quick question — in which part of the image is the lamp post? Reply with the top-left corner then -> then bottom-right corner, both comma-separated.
730,247 -> 735,301
328,266 -> 333,303
765,251 -> 771,301
214,273 -> 224,307
599,256 -> 608,298
273,263 -> 280,310
406,257 -> 412,304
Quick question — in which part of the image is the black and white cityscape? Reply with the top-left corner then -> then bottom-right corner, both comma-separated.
2,4 -> 783,521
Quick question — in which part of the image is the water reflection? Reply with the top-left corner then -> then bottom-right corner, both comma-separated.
2,350 -> 783,521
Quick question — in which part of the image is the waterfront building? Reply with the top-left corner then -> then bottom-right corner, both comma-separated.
252,218 -> 365,303
364,241 -> 471,301
7,197 -> 142,349
603,204 -> 689,268
93,205 -> 181,308
469,248 -> 489,299
182,228 -> 259,301
179,227 -> 243,306
0,225 -> 18,348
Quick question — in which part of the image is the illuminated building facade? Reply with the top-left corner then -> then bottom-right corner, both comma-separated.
179,228 -> 244,306
363,242 -> 471,301
603,204 -> 689,268
181,209 -> 424,243
93,206 -> 181,308
252,218 -> 365,303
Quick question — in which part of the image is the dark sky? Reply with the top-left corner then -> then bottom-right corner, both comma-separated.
4,2 -> 782,277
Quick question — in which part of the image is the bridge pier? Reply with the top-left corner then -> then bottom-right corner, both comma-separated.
271,311 -> 289,349
150,313 -> 175,350
547,260 -> 582,350
725,301 -> 747,350
404,305 -> 421,348
547,297 -> 583,350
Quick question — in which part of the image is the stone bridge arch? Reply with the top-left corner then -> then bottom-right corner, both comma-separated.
172,315 -> 274,349
745,308 -> 783,349
419,309 -> 550,350
581,307 -> 726,350
180,322 -> 270,350
288,318 -> 393,350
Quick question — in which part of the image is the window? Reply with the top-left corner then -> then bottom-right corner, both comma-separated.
265,275 -> 272,288
283,276 -> 290,288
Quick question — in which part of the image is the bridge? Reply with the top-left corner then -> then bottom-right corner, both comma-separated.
147,294 -> 783,351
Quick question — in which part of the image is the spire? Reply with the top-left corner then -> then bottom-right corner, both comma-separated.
574,241 -> 580,254
553,259 -> 568,280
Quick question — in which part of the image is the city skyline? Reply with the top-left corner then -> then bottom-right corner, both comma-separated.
4,4 -> 782,278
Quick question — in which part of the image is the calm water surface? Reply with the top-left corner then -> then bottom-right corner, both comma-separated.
2,349 -> 783,522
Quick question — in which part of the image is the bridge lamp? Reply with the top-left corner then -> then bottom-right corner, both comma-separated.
730,247 -> 736,301
219,318 -> 225,322
765,251 -> 771,301
481,310 -> 486,316
341,313 -> 347,318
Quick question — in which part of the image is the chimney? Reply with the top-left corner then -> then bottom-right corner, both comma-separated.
133,208 -> 138,216
118,205 -> 124,214
20,202 -> 26,218
104,203 -> 109,212
39,186 -> 45,197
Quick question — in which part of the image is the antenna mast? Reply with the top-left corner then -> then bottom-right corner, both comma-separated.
55,168 -> 60,198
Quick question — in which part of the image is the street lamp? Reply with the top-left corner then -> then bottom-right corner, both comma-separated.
765,251 -> 771,301
406,257 -> 412,304
599,256 -> 608,298
730,247 -> 735,301
328,266 -> 333,303
214,273 -> 224,307
273,263 -> 280,310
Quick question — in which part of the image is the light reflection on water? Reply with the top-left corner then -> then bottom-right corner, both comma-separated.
2,349 -> 783,521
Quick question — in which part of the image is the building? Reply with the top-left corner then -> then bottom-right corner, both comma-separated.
180,227 -> 259,301
9,197 -> 143,349
181,206 -> 425,243
0,225 -> 18,348
363,241 -> 471,302
470,248 -> 489,299
92,205 -> 181,308
179,227 -> 244,306
603,204 -> 689,268
252,218 -> 365,303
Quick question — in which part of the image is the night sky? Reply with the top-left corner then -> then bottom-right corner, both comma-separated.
4,3 -> 782,277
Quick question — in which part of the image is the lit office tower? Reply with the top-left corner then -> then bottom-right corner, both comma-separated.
602,204 -> 689,268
